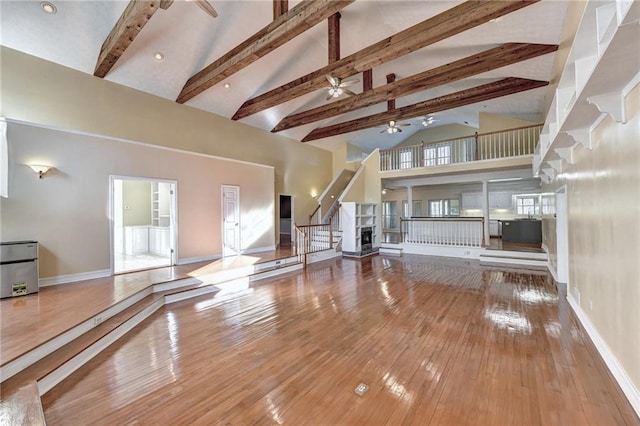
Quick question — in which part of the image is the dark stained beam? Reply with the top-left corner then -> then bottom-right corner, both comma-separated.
328,12 -> 341,63
386,73 -> 396,111
363,69 -> 373,92
233,0 -> 539,120
177,0 -> 354,104
273,0 -> 288,20
272,43 -> 558,132
302,78 -> 549,142
94,0 -> 168,78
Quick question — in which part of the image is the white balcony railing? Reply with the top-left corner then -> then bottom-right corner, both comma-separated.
400,217 -> 485,247
380,124 -> 542,172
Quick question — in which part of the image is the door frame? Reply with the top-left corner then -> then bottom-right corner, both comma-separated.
555,186 -> 569,284
221,184 -> 241,257
109,175 -> 178,274
278,193 -> 294,245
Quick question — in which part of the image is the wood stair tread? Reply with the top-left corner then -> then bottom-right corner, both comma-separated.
0,294 -> 161,398
0,381 -> 45,426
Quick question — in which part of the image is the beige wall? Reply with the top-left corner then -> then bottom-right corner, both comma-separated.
542,84 -> 640,396
478,112 -> 537,133
332,143 -> 361,177
0,47 -> 332,229
0,122 -> 275,278
122,181 -> 152,226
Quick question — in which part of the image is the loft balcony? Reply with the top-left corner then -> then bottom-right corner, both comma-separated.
378,124 -> 542,178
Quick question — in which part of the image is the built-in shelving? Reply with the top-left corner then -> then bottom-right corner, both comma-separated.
534,0 -> 639,180
341,202 -> 379,257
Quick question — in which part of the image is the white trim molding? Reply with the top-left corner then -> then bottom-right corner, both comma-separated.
177,254 -> 222,265
568,295 -> 640,418
39,269 -> 111,287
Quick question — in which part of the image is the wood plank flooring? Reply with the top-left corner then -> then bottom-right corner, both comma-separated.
0,247 -> 295,367
40,255 -> 638,425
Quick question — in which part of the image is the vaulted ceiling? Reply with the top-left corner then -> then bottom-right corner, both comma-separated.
0,0 -> 570,153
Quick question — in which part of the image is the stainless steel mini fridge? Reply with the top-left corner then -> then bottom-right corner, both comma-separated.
0,241 -> 39,298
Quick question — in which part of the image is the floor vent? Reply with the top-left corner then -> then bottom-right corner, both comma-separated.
354,383 -> 369,396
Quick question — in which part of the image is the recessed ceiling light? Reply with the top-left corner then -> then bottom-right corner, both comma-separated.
223,83 -> 231,89
40,1 -> 57,14
153,52 -> 164,61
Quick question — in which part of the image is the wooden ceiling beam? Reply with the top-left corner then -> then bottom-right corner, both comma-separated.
301,78 -> 549,142
386,73 -> 396,111
233,0 -> 539,120
94,0 -> 168,78
328,12 -> 341,63
363,69 -> 373,92
273,0 -> 288,20
272,43 -> 558,132
176,0 -> 354,104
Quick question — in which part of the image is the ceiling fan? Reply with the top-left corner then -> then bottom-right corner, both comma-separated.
188,0 -> 218,18
421,115 -> 438,127
325,75 -> 359,100
380,120 -> 410,134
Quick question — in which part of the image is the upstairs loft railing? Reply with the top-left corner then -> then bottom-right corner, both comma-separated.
380,124 -> 542,172
400,217 -> 485,248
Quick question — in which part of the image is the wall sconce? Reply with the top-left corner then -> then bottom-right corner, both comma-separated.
28,164 -> 53,179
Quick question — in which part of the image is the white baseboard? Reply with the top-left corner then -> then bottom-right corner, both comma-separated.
177,254 -> 221,265
567,295 -> 640,418
541,243 -> 550,254
39,269 -> 111,287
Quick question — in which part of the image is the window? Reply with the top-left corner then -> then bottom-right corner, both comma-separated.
424,145 -> 451,167
516,196 -> 540,215
541,194 -> 554,215
382,201 -> 398,229
428,199 -> 460,217
402,200 -> 422,217
399,150 -> 412,169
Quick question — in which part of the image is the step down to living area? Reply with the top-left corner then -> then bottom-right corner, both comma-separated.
0,255 -> 303,421
479,249 -> 548,269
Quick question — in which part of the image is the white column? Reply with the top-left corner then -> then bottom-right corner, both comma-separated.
482,180 -> 490,245
406,186 -> 413,218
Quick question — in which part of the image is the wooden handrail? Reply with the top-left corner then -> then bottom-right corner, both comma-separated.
308,204 -> 321,224
380,123 -> 543,152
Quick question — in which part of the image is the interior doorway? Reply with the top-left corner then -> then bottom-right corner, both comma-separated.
222,185 -> 240,257
556,187 -> 569,283
111,177 -> 177,274
279,194 -> 293,247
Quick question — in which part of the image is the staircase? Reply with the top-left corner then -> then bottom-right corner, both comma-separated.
0,256 -> 302,423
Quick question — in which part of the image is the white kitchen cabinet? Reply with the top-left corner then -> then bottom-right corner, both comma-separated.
489,220 -> 502,237
463,192 -> 513,210
489,192 -> 513,209
462,193 -> 482,210
124,226 -> 149,255
149,227 -> 171,256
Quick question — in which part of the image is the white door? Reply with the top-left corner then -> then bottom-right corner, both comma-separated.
222,185 -> 240,257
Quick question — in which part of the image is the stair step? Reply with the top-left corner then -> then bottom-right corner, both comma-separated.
480,250 -> 548,260
0,381 -> 45,426
0,294 -> 161,398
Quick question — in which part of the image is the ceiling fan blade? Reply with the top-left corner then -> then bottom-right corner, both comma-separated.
343,89 -> 357,97
380,129 -> 388,134
399,123 -> 411,127
326,93 -> 334,101
193,0 -> 218,18
326,75 -> 337,86
397,128 -> 403,132
339,79 -> 360,87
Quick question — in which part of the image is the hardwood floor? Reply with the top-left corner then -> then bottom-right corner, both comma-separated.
0,248 -> 295,367
41,255 -> 638,425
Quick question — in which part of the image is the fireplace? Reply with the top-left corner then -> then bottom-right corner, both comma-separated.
361,227 -> 373,252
